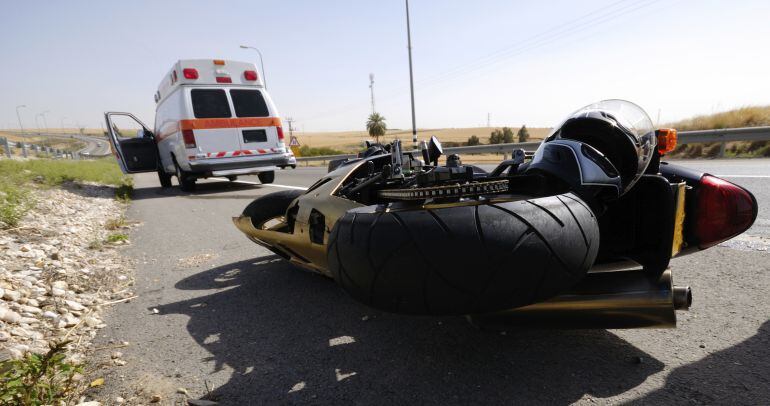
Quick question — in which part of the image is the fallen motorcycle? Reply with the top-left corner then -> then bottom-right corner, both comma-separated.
233,100 -> 757,329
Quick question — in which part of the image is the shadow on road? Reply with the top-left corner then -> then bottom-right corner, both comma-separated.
156,256 -> 665,405
631,320 -> 770,405
128,180 -> 266,201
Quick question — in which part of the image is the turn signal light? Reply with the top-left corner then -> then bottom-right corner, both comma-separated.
656,128 -> 677,155
244,70 -> 258,81
182,129 -> 197,149
183,68 -> 199,79
277,126 -> 285,141
694,175 -> 757,249
213,59 -> 225,65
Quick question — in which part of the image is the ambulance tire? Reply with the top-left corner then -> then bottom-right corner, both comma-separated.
258,171 -> 275,184
173,158 -> 196,192
157,167 -> 172,188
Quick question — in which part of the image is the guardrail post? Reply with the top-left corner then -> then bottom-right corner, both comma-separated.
1,137 -> 10,158
719,142 -> 726,158
21,143 -> 28,158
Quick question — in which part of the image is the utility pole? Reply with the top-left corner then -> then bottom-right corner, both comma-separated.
369,73 -> 376,114
286,117 -> 295,137
487,113 -> 490,128
405,0 -> 417,148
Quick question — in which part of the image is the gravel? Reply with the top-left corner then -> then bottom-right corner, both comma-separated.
0,183 -> 133,362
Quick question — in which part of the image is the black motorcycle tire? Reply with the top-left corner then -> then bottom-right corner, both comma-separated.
327,193 -> 599,315
242,190 -> 304,229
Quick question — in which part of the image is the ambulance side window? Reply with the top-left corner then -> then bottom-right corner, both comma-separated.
230,90 -> 270,118
191,89 -> 232,118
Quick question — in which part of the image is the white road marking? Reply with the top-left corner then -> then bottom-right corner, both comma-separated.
212,177 -> 307,190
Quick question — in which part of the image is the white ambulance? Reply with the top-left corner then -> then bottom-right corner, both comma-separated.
104,59 -> 292,191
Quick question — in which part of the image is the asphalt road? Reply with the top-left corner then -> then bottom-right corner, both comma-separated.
74,134 -> 111,156
94,159 -> 770,405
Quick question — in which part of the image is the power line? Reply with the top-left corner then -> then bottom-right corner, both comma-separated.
299,0 -> 661,125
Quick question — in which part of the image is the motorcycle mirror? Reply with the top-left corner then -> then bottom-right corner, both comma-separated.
427,136 -> 443,166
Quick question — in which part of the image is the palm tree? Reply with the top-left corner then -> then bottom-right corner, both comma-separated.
366,113 -> 387,144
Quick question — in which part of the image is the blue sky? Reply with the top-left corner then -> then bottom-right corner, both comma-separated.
1,0 -> 770,132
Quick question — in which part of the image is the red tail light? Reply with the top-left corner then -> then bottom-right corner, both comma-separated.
694,175 -> 757,249
244,70 -> 258,81
183,68 -> 199,79
216,76 -> 232,83
182,129 -> 197,149
276,126 -> 284,141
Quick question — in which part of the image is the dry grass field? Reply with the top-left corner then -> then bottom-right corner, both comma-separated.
295,126 -> 552,152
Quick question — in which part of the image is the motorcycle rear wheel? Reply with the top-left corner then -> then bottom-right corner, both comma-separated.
327,193 -> 599,315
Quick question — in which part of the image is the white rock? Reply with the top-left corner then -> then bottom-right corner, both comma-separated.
3,289 -> 21,302
62,314 -> 80,327
51,280 -> 68,290
0,307 -> 21,324
51,287 -> 66,297
0,331 -> 10,341
84,316 -> 100,327
21,305 -> 41,314
43,310 -> 58,319
10,327 -> 30,337
65,300 -> 86,311
12,344 -> 29,353
75,402 -> 102,406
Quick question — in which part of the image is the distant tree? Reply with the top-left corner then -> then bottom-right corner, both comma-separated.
467,135 -> 480,146
517,125 -> 530,143
502,127 -> 514,143
366,113 -> 387,143
489,129 -> 503,144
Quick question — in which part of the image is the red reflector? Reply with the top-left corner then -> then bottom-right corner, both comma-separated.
694,175 -> 757,249
182,129 -> 197,149
183,68 -> 198,79
244,70 -> 258,81
216,76 -> 232,83
276,126 -> 284,141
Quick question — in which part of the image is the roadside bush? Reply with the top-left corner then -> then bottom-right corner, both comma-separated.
758,145 -> 770,157
704,143 -> 723,158
467,135 -> 480,146
297,145 -> 344,157
0,341 -> 83,405
685,145 -> 703,158
0,183 -> 32,229
746,140 -> 767,152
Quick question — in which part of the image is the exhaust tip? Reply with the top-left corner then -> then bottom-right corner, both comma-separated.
673,286 -> 692,310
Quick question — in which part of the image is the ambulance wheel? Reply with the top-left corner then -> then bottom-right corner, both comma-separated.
258,171 -> 275,184
174,159 -> 196,192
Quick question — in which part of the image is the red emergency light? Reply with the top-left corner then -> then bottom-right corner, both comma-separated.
244,70 -> 258,81
183,68 -> 199,79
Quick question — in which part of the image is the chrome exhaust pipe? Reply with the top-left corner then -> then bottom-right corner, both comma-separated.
469,270 -> 691,329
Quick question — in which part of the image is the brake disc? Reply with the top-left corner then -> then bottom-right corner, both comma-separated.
377,179 -> 509,200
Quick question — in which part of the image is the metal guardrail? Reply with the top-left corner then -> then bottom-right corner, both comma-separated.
296,126 -> 770,163
0,136 -> 80,160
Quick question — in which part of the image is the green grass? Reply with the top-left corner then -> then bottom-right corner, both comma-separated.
0,158 -> 132,229
297,145 -> 345,157
105,233 -> 129,243
0,158 -> 129,187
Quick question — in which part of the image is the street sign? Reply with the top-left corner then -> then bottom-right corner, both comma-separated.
289,135 -> 300,147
